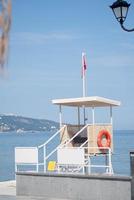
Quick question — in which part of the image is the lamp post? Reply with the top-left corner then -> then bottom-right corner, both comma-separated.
110,0 -> 134,32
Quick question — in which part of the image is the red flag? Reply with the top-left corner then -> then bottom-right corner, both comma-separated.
82,53 -> 87,78
83,55 -> 87,70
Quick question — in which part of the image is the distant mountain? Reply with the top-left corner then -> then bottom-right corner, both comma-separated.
0,114 -> 59,132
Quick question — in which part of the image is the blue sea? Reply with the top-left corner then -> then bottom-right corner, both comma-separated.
0,130 -> 134,181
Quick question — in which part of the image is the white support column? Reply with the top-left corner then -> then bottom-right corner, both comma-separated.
92,107 -> 95,125
110,106 -> 113,125
108,148 -> 113,174
109,107 -> 113,174
83,106 -> 86,125
78,107 -> 80,126
59,105 -> 62,128
105,154 -> 108,173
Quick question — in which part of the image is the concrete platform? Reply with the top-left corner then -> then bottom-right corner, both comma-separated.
16,172 -> 132,200
0,181 -> 68,200
1,174 -> 132,200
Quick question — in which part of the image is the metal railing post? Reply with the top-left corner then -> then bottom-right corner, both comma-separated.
88,156 -> 91,174
44,145 -> 47,172
36,163 -> 39,172
108,148 -> 113,174
37,152 -> 39,172
15,163 -> 17,173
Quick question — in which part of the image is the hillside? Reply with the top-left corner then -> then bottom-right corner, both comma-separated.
0,114 -> 59,132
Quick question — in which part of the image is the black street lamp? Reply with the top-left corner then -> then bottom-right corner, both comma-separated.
110,0 -> 134,32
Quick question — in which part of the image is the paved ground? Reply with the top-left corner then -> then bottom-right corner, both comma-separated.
0,181 -> 16,196
0,181 -> 69,200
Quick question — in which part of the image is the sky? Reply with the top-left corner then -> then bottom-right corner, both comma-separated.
0,0 -> 134,130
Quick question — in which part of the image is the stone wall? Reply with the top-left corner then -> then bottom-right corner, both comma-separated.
16,172 -> 131,200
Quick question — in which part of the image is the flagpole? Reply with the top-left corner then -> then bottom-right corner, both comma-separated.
82,52 -> 86,97
82,68 -> 86,97
82,52 -> 86,125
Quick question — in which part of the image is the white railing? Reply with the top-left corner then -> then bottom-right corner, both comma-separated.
15,125 -> 66,173
15,124 -> 88,173
80,139 -> 88,148
86,147 -> 113,174
38,125 -> 66,149
45,124 -> 89,164
57,147 -> 113,175
37,125 -> 66,172
60,124 -> 89,148
15,124 -> 113,175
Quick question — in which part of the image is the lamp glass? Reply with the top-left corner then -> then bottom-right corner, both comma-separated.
121,6 -> 128,18
113,7 -> 122,20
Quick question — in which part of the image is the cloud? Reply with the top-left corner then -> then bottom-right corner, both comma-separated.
11,31 -> 78,45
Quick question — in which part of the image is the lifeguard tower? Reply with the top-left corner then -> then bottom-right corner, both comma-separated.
15,54 -> 132,200
50,96 -> 120,174
15,96 -> 120,175
15,53 -> 121,175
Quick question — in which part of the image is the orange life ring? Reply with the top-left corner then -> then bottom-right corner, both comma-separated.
97,130 -> 111,150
